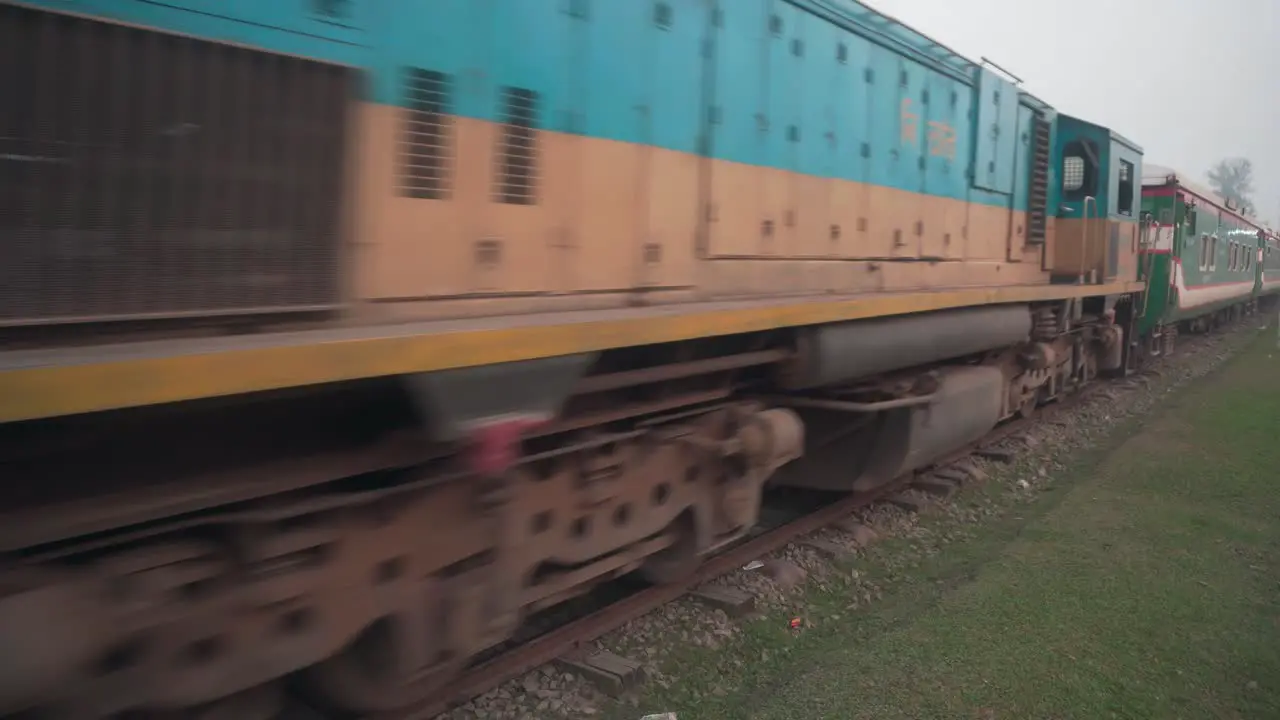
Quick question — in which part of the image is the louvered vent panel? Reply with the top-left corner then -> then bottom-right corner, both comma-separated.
399,68 -> 452,200
0,4 -> 352,325
1027,114 -> 1051,244
494,88 -> 539,206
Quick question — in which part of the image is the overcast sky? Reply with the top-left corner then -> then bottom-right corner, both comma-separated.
868,0 -> 1280,226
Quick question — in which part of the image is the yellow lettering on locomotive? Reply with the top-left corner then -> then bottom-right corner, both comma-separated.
927,121 -> 957,160
900,97 -> 919,145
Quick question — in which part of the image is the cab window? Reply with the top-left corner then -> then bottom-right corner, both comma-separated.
1117,160 -> 1134,216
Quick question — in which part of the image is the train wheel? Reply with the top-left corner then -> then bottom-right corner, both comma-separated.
637,510 -> 701,585
298,614 -> 466,714
191,684 -> 282,720
1017,392 -> 1038,419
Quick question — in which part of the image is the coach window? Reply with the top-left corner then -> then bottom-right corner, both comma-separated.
1199,234 -> 1209,270
1062,139 -> 1099,202
1210,235 -> 1218,271
1117,160 -> 1135,216
1185,204 -> 1198,234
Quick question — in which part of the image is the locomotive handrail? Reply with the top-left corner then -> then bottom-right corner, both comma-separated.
767,393 -> 938,413
1081,196 -> 1099,284
979,56 -> 1024,85
1136,213 -> 1159,319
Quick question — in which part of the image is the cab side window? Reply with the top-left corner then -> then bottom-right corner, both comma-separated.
1117,160 -> 1135,216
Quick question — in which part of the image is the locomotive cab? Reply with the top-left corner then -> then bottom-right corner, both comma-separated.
1050,114 -> 1143,284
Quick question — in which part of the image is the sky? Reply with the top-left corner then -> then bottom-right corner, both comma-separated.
867,0 -> 1280,226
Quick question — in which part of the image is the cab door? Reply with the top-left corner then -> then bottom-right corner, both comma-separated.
1048,117 -> 1106,281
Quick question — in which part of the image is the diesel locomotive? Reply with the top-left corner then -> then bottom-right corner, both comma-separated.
0,1 -> 1265,716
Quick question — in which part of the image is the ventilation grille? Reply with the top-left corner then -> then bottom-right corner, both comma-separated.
494,88 -> 538,205
0,5 -> 351,326
1027,115 -> 1051,244
400,68 -> 451,199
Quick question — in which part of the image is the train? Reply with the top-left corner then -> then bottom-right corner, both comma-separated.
0,0 -> 1274,717
1137,164 -> 1280,354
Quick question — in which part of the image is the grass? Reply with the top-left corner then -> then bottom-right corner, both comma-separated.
615,333 -> 1280,720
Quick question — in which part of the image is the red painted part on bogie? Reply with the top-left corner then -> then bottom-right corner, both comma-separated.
465,417 -> 548,477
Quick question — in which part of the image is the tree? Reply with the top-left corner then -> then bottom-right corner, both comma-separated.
1207,157 -> 1257,217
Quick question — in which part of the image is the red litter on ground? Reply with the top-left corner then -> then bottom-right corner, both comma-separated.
789,617 -> 802,629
